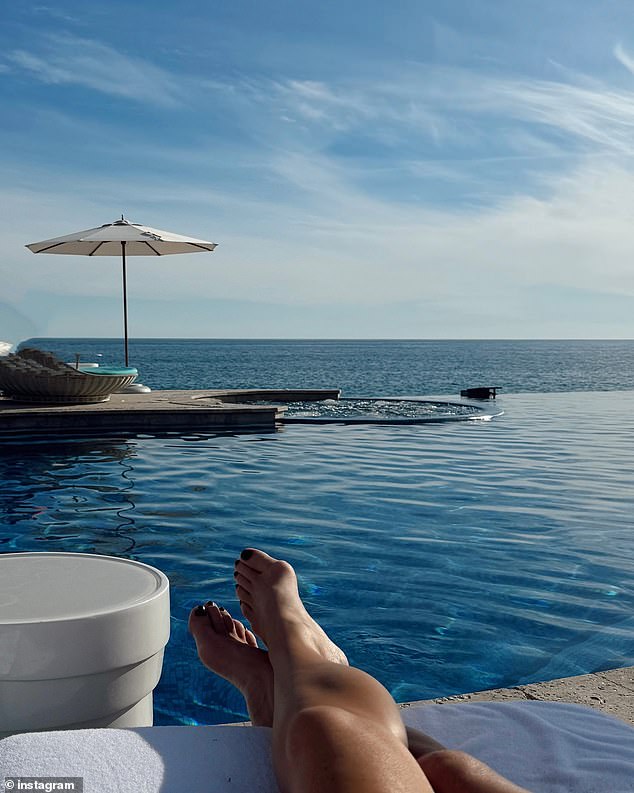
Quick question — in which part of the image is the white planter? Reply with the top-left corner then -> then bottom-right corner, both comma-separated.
0,552 -> 170,736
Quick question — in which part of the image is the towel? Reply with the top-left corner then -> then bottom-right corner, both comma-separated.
1,701 -> 633,792
402,701 -> 634,793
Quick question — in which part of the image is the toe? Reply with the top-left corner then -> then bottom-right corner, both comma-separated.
244,627 -> 259,648
234,571 -> 251,591
206,602 -> 229,635
234,560 -> 256,583
239,548 -> 277,572
188,605 -> 213,639
240,600 -> 255,624
233,619 -> 247,641
219,608 -> 234,633
235,583 -> 251,603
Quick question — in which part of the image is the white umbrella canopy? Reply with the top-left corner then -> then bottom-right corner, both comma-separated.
26,217 -> 218,365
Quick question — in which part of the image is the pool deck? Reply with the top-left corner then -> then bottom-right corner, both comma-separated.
400,665 -> 634,726
0,388 -> 341,434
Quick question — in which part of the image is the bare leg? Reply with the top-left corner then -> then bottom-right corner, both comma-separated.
406,725 -> 446,756
191,552 -> 532,793
404,726 -> 530,792
415,747 -> 531,793
234,548 -> 435,793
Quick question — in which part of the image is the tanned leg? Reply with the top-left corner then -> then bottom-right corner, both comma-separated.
416,749 -> 531,793
406,726 -> 531,793
234,548 -> 435,793
191,550 -> 532,793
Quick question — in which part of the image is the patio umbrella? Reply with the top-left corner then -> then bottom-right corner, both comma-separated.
26,216 -> 217,366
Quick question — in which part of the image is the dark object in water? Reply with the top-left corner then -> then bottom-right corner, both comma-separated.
461,386 -> 499,399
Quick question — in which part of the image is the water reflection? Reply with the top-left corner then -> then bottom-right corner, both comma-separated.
0,436 -> 139,555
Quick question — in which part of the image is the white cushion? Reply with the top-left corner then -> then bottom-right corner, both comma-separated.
1,701 -> 633,793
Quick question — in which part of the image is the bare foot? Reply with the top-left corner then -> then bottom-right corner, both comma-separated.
188,601 -> 274,726
233,548 -> 348,667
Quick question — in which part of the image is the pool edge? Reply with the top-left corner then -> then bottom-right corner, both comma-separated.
399,664 -> 634,726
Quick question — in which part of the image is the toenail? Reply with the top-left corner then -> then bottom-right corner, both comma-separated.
233,570 -> 238,578
194,605 -> 206,616
240,549 -> 253,560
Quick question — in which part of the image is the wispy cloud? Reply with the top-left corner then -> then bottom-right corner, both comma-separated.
219,58 -> 634,159
3,33 -> 184,107
7,32 -> 634,157
3,21 -> 634,336
31,5 -> 81,24
3,148 -> 634,304
266,76 -> 451,142
471,75 -> 634,154
613,42 -> 634,75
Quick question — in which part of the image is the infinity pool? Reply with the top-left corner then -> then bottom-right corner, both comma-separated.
1,390 -> 633,725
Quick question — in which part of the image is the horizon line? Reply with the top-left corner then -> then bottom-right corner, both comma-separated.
20,336 -> 634,343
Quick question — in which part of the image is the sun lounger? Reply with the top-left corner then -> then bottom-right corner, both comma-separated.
0,348 -> 137,404
1,701 -> 633,792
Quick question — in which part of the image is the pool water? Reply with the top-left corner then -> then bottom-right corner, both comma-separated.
1,390 -> 633,725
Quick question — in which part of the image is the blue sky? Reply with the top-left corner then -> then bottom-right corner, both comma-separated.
2,1 -> 634,339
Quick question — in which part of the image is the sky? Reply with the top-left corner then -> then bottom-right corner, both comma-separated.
2,1 -> 634,340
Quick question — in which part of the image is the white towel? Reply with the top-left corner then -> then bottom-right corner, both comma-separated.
1,701 -> 633,793
402,701 -> 634,793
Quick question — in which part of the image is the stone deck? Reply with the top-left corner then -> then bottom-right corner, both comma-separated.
0,388 -> 340,434
400,665 -> 634,725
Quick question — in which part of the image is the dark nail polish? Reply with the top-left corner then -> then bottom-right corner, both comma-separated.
241,549 -> 253,560
233,570 -> 238,578
194,605 -> 206,616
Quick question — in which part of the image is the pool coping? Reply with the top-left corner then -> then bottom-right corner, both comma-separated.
0,388 -> 340,434
0,388 -> 498,434
222,666 -> 634,728
398,665 -> 634,726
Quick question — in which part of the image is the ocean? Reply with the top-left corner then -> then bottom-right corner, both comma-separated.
20,338 -> 634,394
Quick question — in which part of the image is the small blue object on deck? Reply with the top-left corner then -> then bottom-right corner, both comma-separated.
88,367 -> 138,376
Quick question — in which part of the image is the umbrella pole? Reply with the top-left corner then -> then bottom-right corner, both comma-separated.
121,241 -> 129,367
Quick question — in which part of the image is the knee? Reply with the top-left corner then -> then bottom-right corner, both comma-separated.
418,749 -> 481,781
286,704 -> 354,752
